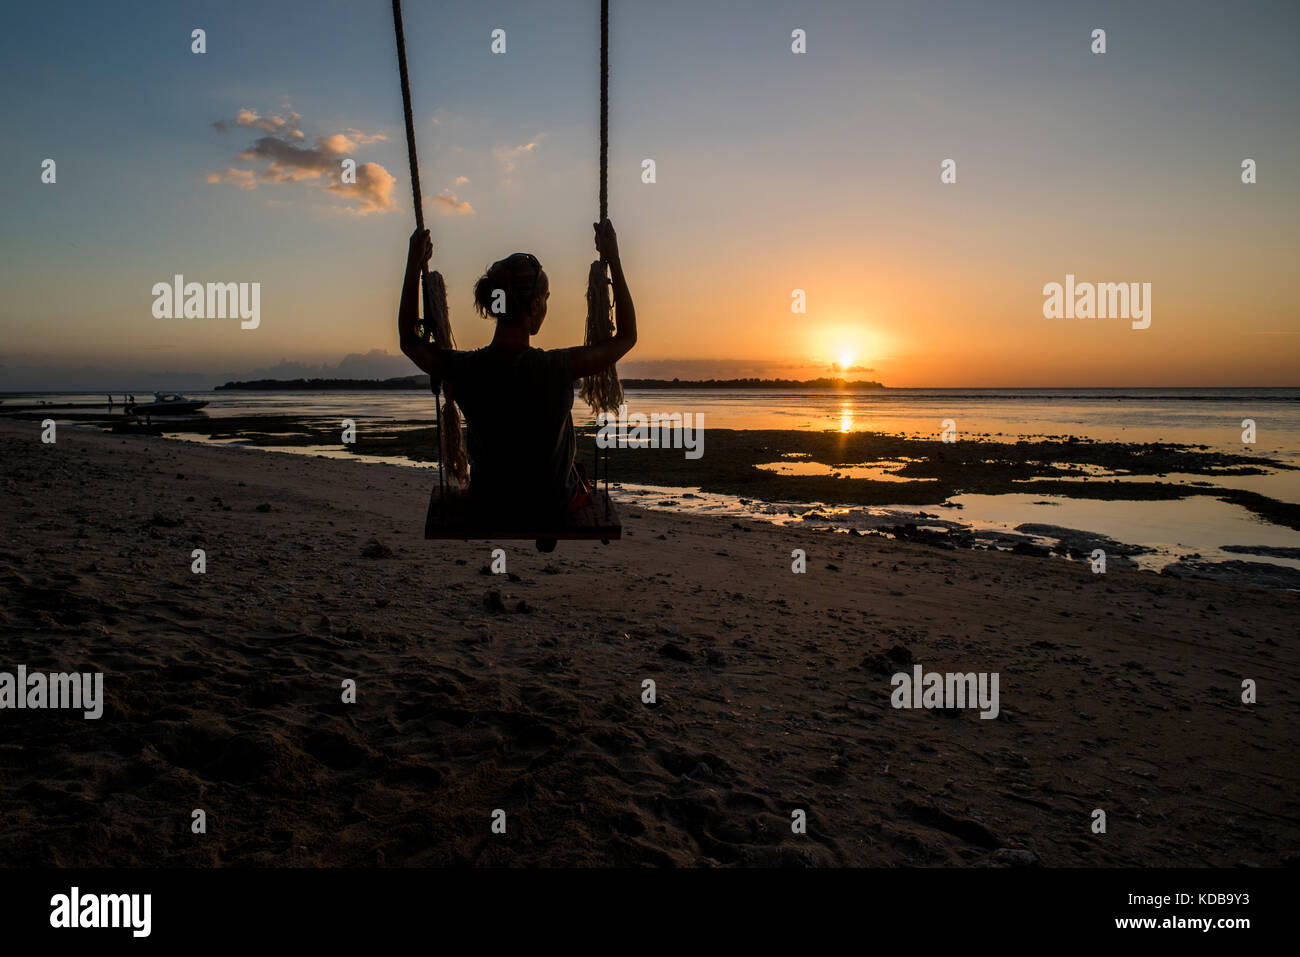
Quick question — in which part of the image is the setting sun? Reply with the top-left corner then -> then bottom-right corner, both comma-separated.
838,353 -> 853,370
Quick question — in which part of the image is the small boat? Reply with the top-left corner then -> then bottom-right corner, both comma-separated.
125,393 -> 210,416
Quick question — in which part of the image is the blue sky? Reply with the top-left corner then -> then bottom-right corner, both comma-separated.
2,0 -> 1297,389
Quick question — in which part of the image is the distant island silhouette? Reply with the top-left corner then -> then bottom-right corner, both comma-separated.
215,375 -> 886,391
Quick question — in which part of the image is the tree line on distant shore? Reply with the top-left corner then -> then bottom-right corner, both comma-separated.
215,375 -> 886,391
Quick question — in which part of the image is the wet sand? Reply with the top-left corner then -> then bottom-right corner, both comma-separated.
0,418 -> 1297,866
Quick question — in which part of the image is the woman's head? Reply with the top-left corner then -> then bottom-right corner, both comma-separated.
473,253 -> 550,334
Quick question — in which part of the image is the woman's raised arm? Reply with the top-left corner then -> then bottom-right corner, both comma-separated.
398,228 -> 443,379
570,219 -> 637,380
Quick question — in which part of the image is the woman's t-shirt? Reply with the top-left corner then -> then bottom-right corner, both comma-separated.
440,346 -> 578,519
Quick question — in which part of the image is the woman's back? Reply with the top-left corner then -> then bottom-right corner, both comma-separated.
442,346 -> 578,520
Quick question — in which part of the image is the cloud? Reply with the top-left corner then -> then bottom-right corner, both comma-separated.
0,350 -> 419,392
235,108 -> 303,135
619,358 -> 845,380
207,110 -> 396,213
426,188 -> 474,215
325,162 -> 398,215
827,363 -> 875,373
493,137 -> 542,175
419,109 -> 548,190
316,133 -> 358,154
246,349 -> 415,381
238,134 -> 346,176
206,168 -> 258,190
344,128 -> 388,145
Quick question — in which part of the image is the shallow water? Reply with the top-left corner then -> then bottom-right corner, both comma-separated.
613,482 -> 1300,576
15,387 -> 1300,578
755,458 -> 938,482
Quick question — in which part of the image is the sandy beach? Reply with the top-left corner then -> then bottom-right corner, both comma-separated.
1,417 -> 1296,867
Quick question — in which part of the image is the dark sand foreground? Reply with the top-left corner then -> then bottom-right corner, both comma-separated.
1,418 -> 1296,866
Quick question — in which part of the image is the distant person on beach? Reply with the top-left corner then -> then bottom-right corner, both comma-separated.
398,220 -> 637,523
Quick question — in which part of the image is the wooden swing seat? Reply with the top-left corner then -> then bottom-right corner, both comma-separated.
425,487 -> 622,544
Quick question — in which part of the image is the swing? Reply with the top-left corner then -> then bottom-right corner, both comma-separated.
391,0 -> 624,551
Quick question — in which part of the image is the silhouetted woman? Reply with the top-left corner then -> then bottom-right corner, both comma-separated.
398,219 -> 636,525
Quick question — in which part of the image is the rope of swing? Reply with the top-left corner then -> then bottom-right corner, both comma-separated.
391,2 -> 438,512
599,0 -> 611,518
600,0 -> 608,224
392,0 -> 470,505
393,0 -> 424,235
391,0 -> 443,513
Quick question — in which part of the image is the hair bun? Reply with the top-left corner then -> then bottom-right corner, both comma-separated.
472,254 -> 543,322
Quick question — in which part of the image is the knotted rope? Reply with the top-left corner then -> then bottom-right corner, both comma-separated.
578,0 -> 625,413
